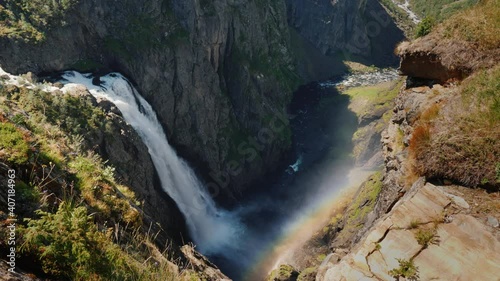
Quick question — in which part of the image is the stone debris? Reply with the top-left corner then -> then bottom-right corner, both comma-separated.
444,192 -> 470,209
487,216 -> 499,228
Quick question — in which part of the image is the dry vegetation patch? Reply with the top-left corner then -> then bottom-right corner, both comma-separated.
409,65 -> 500,189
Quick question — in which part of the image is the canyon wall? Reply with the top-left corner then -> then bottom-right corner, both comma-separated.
0,1 -> 405,205
0,0 -> 297,204
286,0 -> 405,71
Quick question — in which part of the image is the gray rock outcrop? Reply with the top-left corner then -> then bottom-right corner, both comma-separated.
317,183 -> 500,280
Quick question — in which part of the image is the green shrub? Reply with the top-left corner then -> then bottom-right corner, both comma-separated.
388,258 -> 419,280
22,202 -> 118,279
5,85 -> 105,140
11,113 -> 27,126
0,121 -> 30,164
21,201 -> 167,280
409,219 -> 421,229
16,180 -> 40,203
297,267 -> 317,281
70,153 -> 114,185
267,264 -> 299,281
0,0 -> 78,42
415,16 -> 435,37
415,228 -> 437,247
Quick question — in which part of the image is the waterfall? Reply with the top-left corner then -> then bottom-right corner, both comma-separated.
60,71 -> 240,254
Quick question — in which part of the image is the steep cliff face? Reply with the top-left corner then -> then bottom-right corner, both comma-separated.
0,0 -> 297,202
0,73 -> 186,246
0,74 -> 229,280
286,0 -> 405,68
77,86 -> 189,244
0,0 -> 408,204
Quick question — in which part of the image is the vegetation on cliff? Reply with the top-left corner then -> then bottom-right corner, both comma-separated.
321,172 -> 383,247
267,264 -> 299,281
0,0 -> 78,42
440,0 -> 500,50
407,0 -> 500,189
382,0 -> 483,38
0,78 -> 214,280
414,0 -> 498,40
409,0 -> 479,22
409,65 -> 500,188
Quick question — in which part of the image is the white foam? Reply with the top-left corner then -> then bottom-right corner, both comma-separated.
60,71 -> 243,254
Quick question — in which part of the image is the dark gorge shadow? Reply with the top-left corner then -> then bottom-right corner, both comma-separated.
210,80 -> 358,280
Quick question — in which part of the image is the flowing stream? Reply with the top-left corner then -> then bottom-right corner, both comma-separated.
60,72 -> 242,255
391,0 -> 420,23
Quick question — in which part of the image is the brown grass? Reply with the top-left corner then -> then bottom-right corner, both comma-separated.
408,124 -> 431,154
419,103 -> 440,123
441,0 -> 500,50
408,65 -> 500,188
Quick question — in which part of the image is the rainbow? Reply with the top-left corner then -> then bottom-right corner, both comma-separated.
243,168 -> 376,280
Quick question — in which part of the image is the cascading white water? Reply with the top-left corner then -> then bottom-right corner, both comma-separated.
1,65 -> 389,279
60,71 -> 241,254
